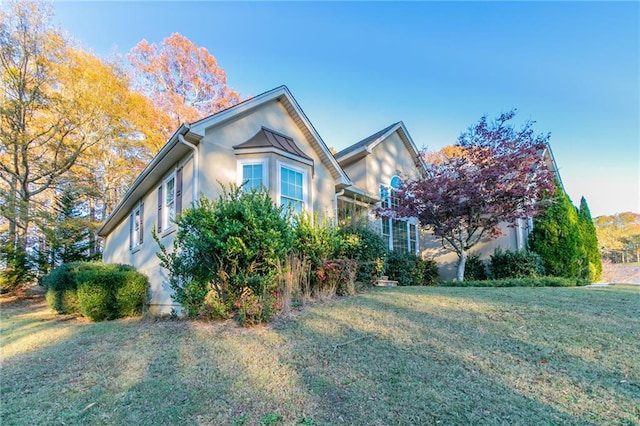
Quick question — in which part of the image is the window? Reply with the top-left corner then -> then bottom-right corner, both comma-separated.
157,167 -> 182,233
129,203 -> 143,250
280,165 -> 304,214
242,164 -> 263,191
164,175 -> 175,230
380,176 -> 418,254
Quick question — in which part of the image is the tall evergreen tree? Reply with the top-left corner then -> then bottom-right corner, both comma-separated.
528,181 -> 584,279
579,197 -> 602,281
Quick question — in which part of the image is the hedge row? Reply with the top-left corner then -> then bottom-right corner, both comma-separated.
439,276 -> 588,288
42,262 -> 149,321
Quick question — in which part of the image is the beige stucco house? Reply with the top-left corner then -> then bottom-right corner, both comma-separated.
98,85 -> 558,313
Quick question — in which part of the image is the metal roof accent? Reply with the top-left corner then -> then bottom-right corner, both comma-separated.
234,127 -> 313,162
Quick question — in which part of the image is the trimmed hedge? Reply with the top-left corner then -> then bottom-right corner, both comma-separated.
42,262 -> 149,321
489,249 -> 544,279
439,277 -> 588,288
386,251 -> 439,286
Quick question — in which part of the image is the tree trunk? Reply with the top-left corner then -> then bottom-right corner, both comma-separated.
457,250 -> 468,282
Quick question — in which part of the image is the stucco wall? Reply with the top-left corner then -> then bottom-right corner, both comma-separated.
420,222 -> 529,281
198,99 -> 337,220
102,156 -> 194,313
102,98 -> 340,314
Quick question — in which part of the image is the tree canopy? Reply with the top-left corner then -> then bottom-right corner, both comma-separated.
127,32 -> 242,142
382,110 -> 555,281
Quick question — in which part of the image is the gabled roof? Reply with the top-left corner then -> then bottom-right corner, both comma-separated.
234,126 -> 312,163
335,121 -> 426,170
98,86 -> 352,237
189,85 -> 351,185
335,122 -> 400,159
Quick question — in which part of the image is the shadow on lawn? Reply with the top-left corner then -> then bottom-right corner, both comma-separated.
2,288 -> 638,425
266,297 -> 587,425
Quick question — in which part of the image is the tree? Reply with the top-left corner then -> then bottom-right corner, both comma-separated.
528,182 -> 584,278
40,186 -> 100,270
382,110 -> 555,281
127,32 -> 242,142
0,0 -> 165,290
595,212 -> 640,263
578,197 -> 602,281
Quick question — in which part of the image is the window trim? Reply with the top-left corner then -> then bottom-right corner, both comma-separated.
163,173 -> 176,232
237,158 -> 269,190
277,161 -> 308,214
130,201 -> 144,252
379,177 -> 419,254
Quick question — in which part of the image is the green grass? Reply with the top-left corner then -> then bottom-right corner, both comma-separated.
1,285 -> 639,425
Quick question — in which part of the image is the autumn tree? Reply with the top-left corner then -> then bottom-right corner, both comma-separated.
0,0 -> 164,290
578,197 -> 602,281
595,212 -> 640,263
127,32 -> 242,144
382,110 -> 555,281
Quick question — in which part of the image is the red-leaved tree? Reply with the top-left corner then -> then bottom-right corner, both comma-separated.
382,110 -> 556,281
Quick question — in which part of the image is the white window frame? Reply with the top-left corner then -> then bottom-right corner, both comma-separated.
380,176 -> 419,254
131,202 -> 143,251
162,172 -> 176,232
277,161 -> 308,215
237,158 -> 269,191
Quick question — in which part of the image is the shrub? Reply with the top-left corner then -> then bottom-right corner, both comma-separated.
293,214 -> 340,295
42,261 -> 83,314
439,276 -> 585,287
199,290 -> 232,321
420,258 -> 440,286
115,267 -> 150,317
42,262 -> 149,321
336,225 -> 387,283
316,258 -> 357,297
463,253 -> 488,281
156,185 -> 294,320
386,251 -> 440,286
234,290 -> 278,326
489,249 -> 544,279
75,264 -> 149,321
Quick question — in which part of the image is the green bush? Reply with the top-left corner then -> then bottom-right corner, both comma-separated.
115,268 -> 150,317
386,251 -> 440,286
293,214 -> 341,295
42,262 -> 83,314
199,290 -> 232,321
439,276 -> 586,287
336,225 -> 387,283
157,185 -> 294,320
489,249 -> 544,279
42,262 -> 149,321
463,253 -> 488,281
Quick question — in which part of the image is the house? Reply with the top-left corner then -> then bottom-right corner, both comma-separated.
98,85 -> 558,314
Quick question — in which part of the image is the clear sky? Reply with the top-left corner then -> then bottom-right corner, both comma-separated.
53,1 -> 639,218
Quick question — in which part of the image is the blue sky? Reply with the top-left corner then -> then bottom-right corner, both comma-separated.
53,1 -> 639,217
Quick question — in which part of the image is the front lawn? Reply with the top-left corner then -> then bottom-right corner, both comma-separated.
1,285 -> 638,425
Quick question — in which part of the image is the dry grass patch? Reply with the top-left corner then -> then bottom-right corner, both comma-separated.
1,285 -> 638,425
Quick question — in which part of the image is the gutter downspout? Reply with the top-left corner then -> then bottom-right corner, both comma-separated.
178,132 -> 199,203
334,189 -> 345,225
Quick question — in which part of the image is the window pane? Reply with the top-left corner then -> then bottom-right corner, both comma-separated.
166,178 -> 175,203
281,166 -> 303,211
243,164 -> 263,190
392,219 -> 408,253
